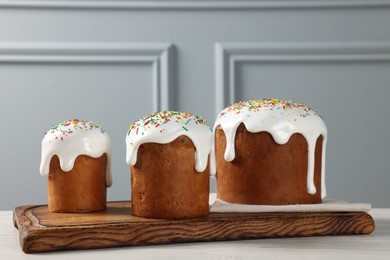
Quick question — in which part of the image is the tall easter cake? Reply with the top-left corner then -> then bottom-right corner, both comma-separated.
40,119 -> 112,212
126,111 -> 212,219
213,99 -> 327,205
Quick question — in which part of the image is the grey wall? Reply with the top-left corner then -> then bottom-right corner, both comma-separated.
1,0 -> 390,210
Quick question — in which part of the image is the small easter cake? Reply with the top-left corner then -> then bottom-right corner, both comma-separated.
213,99 -> 327,205
40,119 -> 112,213
126,111 -> 212,219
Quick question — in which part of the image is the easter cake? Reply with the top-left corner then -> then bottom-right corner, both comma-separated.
213,99 -> 327,205
126,111 -> 212,219
40,119 -> 112,212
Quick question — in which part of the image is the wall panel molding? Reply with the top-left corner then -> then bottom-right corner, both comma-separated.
0,42 -> 174,111
215,42 -> 390,114
0,0 -> 389,10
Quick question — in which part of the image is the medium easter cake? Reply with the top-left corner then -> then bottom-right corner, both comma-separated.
126,111 -> 212,219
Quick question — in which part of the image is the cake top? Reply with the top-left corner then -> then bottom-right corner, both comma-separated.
40,119 -> 112,187
126,111 -> 212,172
43,119 -> 107,142
218,98 -> 321,119
127,111 -> 209,137
214,99 -> 326,143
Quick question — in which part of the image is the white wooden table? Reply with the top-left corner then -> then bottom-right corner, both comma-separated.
1,209 -> 389,259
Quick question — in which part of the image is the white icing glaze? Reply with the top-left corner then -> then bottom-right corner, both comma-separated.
39,119 -> 112,187
126,111 -> 212,172
211,99 -> 327,198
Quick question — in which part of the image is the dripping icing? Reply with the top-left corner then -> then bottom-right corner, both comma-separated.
126,111 -> 212,172
39,119 -> 112,187
211,99 -> 327,198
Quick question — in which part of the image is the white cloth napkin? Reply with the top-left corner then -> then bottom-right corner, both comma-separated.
209,193 -> 371,213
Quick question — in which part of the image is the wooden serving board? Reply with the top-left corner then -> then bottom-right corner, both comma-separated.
13,201 -> 375,253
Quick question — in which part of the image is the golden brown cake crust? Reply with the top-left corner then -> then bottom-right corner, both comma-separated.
215,124 -> 323,205
48,154 -> 107,213
131,135 -> 210,219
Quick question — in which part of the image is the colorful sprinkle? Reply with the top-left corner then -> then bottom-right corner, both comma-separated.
218,98 -> 320,118
44,119 -> 106,142
128,111 -> 209,136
